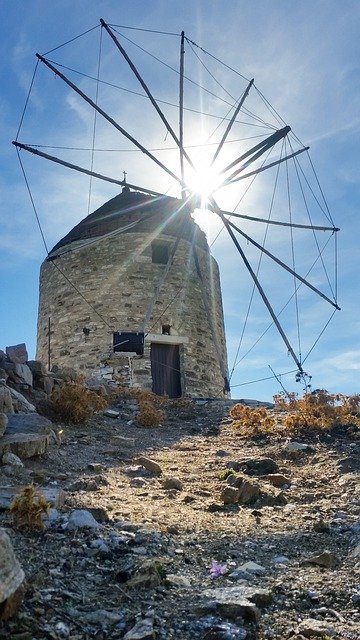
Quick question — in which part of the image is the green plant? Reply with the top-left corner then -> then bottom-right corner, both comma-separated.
219,468 -> 235,481
10,485 -> 50,530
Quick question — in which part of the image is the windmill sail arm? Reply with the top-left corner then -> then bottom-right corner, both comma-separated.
36,54 -> 185,189
226,218 -> 340,309
220,125 -> 290,175
212,204 -> 304,372
221,146 -> 309,187
211,78 -> 254,165
216,209 -> 339,232
100,19 -> 196,172
12,141 -> 167,198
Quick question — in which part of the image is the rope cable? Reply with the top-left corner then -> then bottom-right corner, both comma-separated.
15,59 -> 40,141
16,149 -> 113,330
229,140 -> 284,378
230,369 -> 298,388
285,139 -> 302,362
87,26 -> 103,215
290,140 -> 337,301
23,133 -> 268,153
184,37 -> 250,82
109,24 -> 179,37
110,29 -> 254,113
43,25 -> 100,56
187,40 -> 236,102
42,59 -> 272,129
232,231 -> 337,371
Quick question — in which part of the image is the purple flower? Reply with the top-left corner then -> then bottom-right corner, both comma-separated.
210,559 -> 228,577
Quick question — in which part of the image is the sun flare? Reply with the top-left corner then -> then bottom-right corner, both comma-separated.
186,163 -> 221,203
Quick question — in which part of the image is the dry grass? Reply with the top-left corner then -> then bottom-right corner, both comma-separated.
230,403 -> 277,436
50,381 -> 108,424
229,392 -> 360,438
275,390 -> 360,432
10,485 -> 50,531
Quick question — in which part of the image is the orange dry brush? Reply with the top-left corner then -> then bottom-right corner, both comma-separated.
229,403 -> 277,436
136,398 -> 166,427
50,381 -> 108,424
10,485 -> 50,531
275,391 -> 360,432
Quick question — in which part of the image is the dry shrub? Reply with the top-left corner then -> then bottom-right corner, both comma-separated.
136,398 -> 166,427
275,391 -> 360,433
10,485 -> 50,530
50,380 -> 108,424
110,385 -> 167,427
230,403 -> 277,437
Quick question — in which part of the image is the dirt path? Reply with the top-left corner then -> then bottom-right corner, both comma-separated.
1,401 -> 359,639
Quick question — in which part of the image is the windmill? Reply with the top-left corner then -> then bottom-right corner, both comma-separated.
13,20 -> 340,397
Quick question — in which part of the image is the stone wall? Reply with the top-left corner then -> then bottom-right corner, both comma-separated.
37,227 -> 229,398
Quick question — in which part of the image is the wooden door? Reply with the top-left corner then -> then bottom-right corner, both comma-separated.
150,343 -> 181,398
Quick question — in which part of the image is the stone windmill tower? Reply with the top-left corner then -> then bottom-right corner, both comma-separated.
36,186 -> 229,399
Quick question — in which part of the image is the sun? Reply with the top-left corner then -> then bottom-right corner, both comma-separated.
186,162 -> 221,203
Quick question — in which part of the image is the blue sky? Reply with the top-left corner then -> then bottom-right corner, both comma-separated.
1,0 -> 359,401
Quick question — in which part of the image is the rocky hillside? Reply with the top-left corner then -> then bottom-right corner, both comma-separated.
0,384 -> 359,639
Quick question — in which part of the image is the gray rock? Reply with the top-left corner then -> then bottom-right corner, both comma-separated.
66,509 -> 101,530
162,477 -> 183,491
285,441 -> 311,453
82,609 -> 123,624
297,618 -> 336,637
124,617 -> 155,640
103,409 -> 120,418
200,585 -> 272,622
6,413 -> 52,435
2,452 -> 24,467
6,343 -> 28,364
27,360 -> 46,375
136,456 -> 162,475
0,413 -> 8,437
241,457 -> 279,476
6,385 -> 35,413
13,364 -> 33,387
0,385 -> 14,414
237,561 -> 266,575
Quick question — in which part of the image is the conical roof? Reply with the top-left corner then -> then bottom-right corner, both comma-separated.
48,188 -> 208,258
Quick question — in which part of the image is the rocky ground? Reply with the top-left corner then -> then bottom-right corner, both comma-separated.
0,399 -> 359,640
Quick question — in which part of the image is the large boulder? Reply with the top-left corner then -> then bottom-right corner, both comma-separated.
0,384 -> 14,414
5,344 -> 28,365
0,413 -> 8,437
0,528 -> 25,620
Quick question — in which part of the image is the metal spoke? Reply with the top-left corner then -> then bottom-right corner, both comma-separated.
211,78 -> 254,165
209,195 -> 304,372
100,19 -> 196,172
226,217 -> 340,309
212,208 -> 339,232
222,146 -> 309,187
36,54 -> 186,190
219,125 -> 290,175
12,141 -> 167,198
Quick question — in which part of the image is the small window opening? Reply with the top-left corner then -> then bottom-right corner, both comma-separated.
162,324 -> 171,335
152,241 -> 169,265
